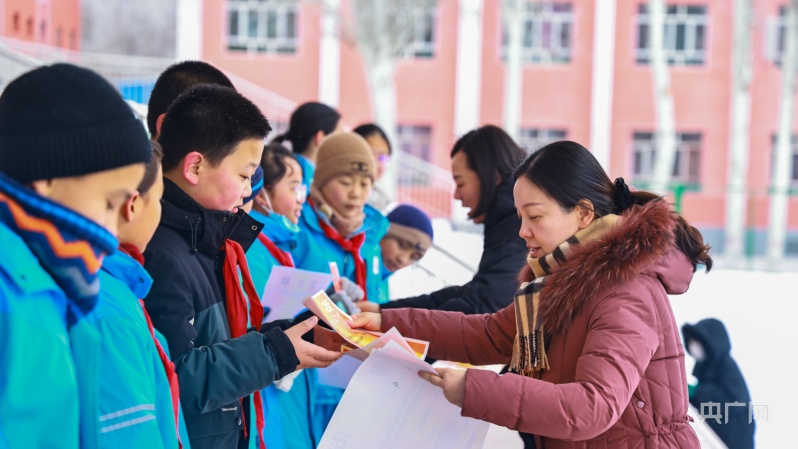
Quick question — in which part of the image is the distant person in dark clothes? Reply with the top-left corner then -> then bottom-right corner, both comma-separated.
358,125 -> 528,316
682,318 -> 755,449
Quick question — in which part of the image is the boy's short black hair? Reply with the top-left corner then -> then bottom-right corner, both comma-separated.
147,61 -> 234,136
159,84 -> 271,172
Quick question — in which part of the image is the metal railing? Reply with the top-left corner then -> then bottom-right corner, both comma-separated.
394,150 -> 456,219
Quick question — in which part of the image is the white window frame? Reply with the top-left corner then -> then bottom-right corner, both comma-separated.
227,0 -> 298,54
632,132 -> 702,184
770,134 -> 798,186
518,127 -> 567,152
765,6 -> 787,64
401,7 -> 436,59
636,4 -> 708,66
502,2 -> 573,64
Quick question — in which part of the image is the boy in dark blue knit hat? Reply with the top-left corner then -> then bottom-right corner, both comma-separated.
0,63 -> 152,449
370,204 -> 434,304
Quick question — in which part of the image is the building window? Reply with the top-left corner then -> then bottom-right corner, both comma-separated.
69,30 -> 77,50
636,4 -> 707,66
766,6 -> 788,65
632,132 -> 702,184
396,125 -> 432,162
40,21 -> 47,40
27,17 -> 33,36
12,13 -> 19,33
502,2 -> 573,64
770,134 -> 798,185
517,128 -> 567,152
56,27 -> 63,47
227,0 -> 298,54
402,8 -> 436,59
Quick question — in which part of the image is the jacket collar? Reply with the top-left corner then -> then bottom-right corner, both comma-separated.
519,200 -> 691,336
483,179 -> 518,231
101,248 -> 152,299
159,177 -> 263,255
249,209 -> 299,246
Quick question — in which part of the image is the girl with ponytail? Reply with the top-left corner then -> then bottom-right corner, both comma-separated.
273,102 -> 342,190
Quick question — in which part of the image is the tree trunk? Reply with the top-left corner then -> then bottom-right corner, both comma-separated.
364,53 -> 399,201
768,0 -> 798,267
724,0 -> 753,263
502,0 -> 524,143
649,0 -> 677,195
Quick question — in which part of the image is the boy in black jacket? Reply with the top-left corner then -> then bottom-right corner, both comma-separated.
143,84 -> 340,449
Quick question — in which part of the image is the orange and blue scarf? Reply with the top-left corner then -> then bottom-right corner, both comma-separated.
0,172 -> 117,325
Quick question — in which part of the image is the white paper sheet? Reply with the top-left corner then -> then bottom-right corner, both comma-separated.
317,355 -> 363,389
261,266 -> 333,320
318,341 -> 490,449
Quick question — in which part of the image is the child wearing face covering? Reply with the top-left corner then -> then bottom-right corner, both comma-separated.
293,132 -> 389,306
682,319 -> 755,449
292,132 -> 390,439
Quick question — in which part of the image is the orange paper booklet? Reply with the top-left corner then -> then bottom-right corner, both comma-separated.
303,290 -> 429,359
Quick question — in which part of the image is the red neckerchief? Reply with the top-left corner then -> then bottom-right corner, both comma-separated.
308,197 -> 368,301
221,239 -> 266,448
118,243 -> 182,449
257,233 -> 294,268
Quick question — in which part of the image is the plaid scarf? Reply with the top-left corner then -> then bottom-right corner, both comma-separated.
0,172 -> 117,325
510,214 -> 620,377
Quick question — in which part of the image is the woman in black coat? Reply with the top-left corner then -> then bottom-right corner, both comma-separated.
361,125 -> 527,315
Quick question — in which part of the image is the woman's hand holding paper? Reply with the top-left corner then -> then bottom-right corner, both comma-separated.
346,312 -> 383,332
418,367 -> 467,408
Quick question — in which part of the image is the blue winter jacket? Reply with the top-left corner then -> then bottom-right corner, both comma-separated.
292,201 -> 389,436
296,154 -> 315,192
293,202 -> 389,304
244,209 -> 318,449
89,249 -> 182,449
247,209 -> 301,300
0,220 -> 100,449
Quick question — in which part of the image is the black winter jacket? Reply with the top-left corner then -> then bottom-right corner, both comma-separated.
381,180 -> 527,314
143,178 -> 299,449
682,318 -> 755,449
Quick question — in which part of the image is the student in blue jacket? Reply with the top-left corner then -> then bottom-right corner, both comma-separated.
88,141 -> 189,448
242,143 -> 319,449
293,132 -> 389,305
0,64 -> 152,449
292,132 -> 389,435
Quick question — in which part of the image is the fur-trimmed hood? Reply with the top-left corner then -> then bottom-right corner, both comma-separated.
519,199 -> 694,336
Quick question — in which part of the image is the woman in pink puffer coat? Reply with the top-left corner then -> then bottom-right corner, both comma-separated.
348,141 -> 711,448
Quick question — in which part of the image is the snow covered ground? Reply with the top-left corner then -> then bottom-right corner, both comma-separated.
388,219 -> 793,448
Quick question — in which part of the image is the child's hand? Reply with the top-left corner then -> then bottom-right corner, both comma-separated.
284,317 -> 343,369
339,277 -> 365,302
357,301 -> 380,313
346,312 -> 382,332
418,368 -> 466,408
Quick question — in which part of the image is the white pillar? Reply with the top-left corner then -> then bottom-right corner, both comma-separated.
454,0 -> 483,138
318,0 -> 341,107
176,0 -> 203,61
768,0 -> 798,266
724,0 -> 753,262
502,0 -> 523,142
589,0 -> 616,170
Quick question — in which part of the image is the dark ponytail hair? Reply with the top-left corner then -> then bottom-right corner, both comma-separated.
261,143 -> 301,188
272,102 -> 341,155
353,123 -> 392,155
138,141 -> 163,196
451,125 -> 526,219
513,140 -> 712,272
